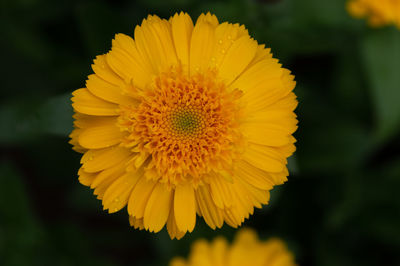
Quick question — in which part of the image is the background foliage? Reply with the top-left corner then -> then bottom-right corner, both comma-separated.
1,0 -> 400,265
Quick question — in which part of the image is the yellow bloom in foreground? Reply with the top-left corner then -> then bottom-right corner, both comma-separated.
347,0 -> 400,28
70,12 -> 297,239
170,229 -> 297,266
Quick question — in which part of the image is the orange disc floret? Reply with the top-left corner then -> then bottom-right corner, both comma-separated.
118,67 -> 243,186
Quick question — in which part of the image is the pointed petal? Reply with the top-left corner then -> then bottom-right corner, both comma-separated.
78,120 -> 124,149
72,89 -> 118,116
218,36 -> 258,86
174,183 -> 196,232
189,21 -> 215,75
86,74 -> 137,105
209,173 -> 233,209
143,183 -> 173,233
127,177 -> 156,218
171,12 -> 194,74
242,143 -> 285,173
102,171 -> 142,213
195,185 -> 224,229
82,146 -> 131,173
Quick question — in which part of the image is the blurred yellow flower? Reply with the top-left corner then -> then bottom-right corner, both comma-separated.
170,229 -> 297,266
70,12 -> 297,239
347,0 -> 400,28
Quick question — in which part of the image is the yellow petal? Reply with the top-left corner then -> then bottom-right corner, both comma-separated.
268,170 -> 289,186
73,113 -> 116,129
242,143 -> 285,173
174,183 -> 196,233
171,12 -> 194,74
195,185 -> 224,229
129,216 -> 144,230
240,71 -> 296,113
106,46 -> 151,89
196,12 -> 219,27
209,22 -> 249,69
111,33 -> 154,87
218,35 -> 257,86
226,179 -> 254,223
248,44 -> 272,67
223,209 -> 239,228
238,177 -> 270,207
134,16 -> 178,74
266,90 -> 298,112
147,18 -> 179,68
244,109 -> 298,135
91,157 -> 130,189
127,177 -> 157,218
79,126 -> 123,150
189,21 -> 215,75
86,74 -> 136,105
93,174 -> 119,200
167,196 -> 187,240
235,160 -> 274,190
242,122 -> 292,147
230,58 -> 282,93
143,182 -> 173,233
90,159 -> 128,188
78,168 -> 97,187
209,173 -> 233,209
112,33 -> 152,70
72,89 -> 118,116
91,55 -> 123,86
275,140 -> 297,158
82,146 -> 131,173
69,128 -> 86,153
102,171 -> 142,213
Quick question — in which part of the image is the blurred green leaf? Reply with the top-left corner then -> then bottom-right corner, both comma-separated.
38,94 -> 74,136
0,93 -> 73,144
362,27 -> 400,141
0,161 -> 44,265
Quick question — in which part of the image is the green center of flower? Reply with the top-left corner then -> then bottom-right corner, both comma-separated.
169,107 -> 204,138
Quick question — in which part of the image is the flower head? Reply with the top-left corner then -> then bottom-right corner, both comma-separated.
170,229 -> 297,266
347,0 -> 400,28
70,12 -> 297,239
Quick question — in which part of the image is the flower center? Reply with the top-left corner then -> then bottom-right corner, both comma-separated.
119,67 -> 243,186
169,107 -> 204,139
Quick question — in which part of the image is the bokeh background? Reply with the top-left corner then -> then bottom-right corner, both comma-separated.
1,0 -> 400,265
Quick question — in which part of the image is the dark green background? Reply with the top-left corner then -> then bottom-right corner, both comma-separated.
1,0 -> 400,265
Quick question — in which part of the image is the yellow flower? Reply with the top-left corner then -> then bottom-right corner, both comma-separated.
70,12 -> 297,239
347,0 -> 400,28
170,229 -> 297,266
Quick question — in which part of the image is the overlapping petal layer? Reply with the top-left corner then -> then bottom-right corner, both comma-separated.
70,12 -> 298,239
